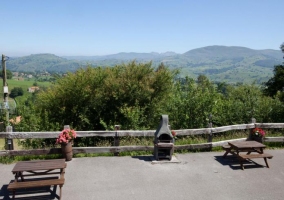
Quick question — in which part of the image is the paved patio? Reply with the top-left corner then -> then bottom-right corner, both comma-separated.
0,149 -> 284,200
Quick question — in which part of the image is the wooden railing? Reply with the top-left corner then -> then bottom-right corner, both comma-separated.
0,123 -> 284,156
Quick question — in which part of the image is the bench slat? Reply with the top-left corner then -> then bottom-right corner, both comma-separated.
12,159 -> 66,173
8,178 -> 65,190
238,153 -> 273,170
238,153 -> 273,159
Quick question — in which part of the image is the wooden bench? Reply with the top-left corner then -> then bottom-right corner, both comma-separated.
238,153 -> 273,170
8,178 -> 65,200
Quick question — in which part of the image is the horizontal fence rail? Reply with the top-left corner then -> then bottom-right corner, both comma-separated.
0,123 -> 284,157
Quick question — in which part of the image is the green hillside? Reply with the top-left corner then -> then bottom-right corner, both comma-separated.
156,46 -> 283,83
5,46 -> 283,84
7,54 -> 82,73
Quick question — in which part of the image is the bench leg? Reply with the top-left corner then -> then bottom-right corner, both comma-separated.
223,150 -> 229,158
51,185 -> 62,200
238,157 -> 245,170
59,185 -> 62,200
12,190 -> 15,200
223,148 -> 233,158
50,184 -> 57,199
240,161 -> 244,170
264,158 -> 270,168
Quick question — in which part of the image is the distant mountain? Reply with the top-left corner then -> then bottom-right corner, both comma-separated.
6,46 -> 283,84
155,46 -> 283,83
7,54 -> 82,73
63,51 -> 178,61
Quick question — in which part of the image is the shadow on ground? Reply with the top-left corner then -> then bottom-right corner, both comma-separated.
131,156 -> 153,162
0,181 -> 60,200
214,155 -> 266,170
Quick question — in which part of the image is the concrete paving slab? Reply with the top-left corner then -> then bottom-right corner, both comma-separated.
151,155 -> 181,164
0,149 -> 284,200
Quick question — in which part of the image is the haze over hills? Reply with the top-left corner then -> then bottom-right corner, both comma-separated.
6,45 -> 283,84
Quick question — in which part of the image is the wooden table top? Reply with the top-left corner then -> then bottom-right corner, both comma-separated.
228,140 -> 266,149
12,159 -> 66,173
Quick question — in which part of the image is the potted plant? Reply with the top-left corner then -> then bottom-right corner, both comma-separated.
56,128 -> 77,161
171,130 -> 177,143
249,128 -> 265,143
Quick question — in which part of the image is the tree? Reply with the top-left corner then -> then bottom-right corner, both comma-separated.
0,69 -> 13,79
35,61 -> 177,130
167,75 -> 220,129
9,87 -> 24,98
263,65 -> 284,97
280,42 -> 284,53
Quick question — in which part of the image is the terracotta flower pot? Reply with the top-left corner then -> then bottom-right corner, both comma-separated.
61,142 -> 73,161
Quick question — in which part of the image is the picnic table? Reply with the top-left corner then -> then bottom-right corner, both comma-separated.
7,159 -> 66,200
223,140 -> 273,170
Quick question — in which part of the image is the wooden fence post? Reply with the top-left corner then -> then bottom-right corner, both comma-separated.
248,118 -> 256,140
114,125 -> 120,156
5,125 -> 14,150
64,125 -> 70,129
208,122 -> 213,143
207,114 -> 213,143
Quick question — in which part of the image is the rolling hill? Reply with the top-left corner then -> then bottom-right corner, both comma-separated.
5,46 -> 283,84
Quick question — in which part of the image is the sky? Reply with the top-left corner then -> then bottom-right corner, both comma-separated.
1,0 -> 284,56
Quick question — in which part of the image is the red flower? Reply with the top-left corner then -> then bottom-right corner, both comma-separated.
251,128 -> 265,137
56,129 -> 77,144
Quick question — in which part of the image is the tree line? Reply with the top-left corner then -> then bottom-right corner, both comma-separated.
8,64 -> 283,133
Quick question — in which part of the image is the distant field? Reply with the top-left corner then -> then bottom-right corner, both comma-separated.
0,79 -> 52,108
7,79 -> 52,91
0,79 -> 52,98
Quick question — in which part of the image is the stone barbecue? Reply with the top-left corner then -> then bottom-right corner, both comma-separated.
153,115 -> 174,160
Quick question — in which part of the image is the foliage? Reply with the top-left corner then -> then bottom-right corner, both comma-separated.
212,84 -> 284,125
12,96 -> 61,149
35,61 -> 177,131
9,87 -> 24,98
167,78 -> 284,130
281,42 -> 284,53
168,75 -> 220,129
0,69 -> 13,79
263,65 -> 284,100
13,96 -> 60,132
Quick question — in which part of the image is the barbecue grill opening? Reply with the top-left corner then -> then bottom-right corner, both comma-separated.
157,134 -> 172,143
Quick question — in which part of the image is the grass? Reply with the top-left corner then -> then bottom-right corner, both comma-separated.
0,138 -> 22,150
0,79 -> 52,101
7,79 -> 51,91
0,79 -> 52,116
0,154 -> 62,164
0,139 -> 5,150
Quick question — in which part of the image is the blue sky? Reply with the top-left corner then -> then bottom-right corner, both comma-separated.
1,0 -> 284,56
